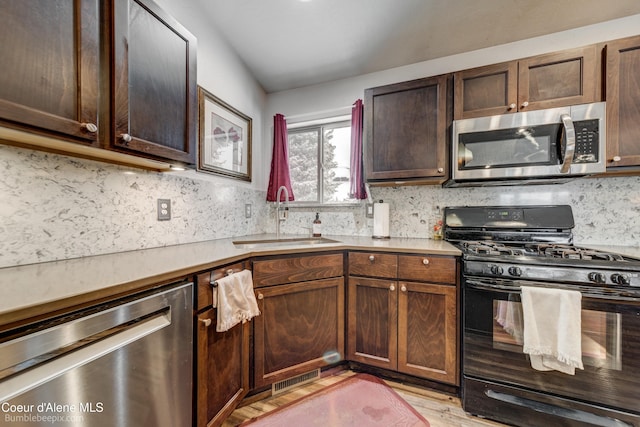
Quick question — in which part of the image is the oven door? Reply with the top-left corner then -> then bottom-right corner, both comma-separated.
463,277 -> 640,426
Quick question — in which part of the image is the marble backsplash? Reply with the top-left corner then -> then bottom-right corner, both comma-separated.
0,145 -> 269,268
2,143 -> 639,268
277,177 -> 640,248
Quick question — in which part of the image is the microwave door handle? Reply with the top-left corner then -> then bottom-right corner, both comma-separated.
560,114 -> 576,174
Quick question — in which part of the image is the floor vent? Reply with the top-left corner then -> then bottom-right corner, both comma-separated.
272,369 -> 320,395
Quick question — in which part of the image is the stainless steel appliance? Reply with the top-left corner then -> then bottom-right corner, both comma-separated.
0,281 -> 193,427
445,205 -> 640,427
447,102 -> 606,187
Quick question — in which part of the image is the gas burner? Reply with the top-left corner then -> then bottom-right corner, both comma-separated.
461,241 -> 528,256
528,244 -> 627,261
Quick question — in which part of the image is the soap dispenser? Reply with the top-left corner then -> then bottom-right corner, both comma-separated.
312,213 -> 322,237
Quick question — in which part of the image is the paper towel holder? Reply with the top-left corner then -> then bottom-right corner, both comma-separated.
372,200 -> 391,240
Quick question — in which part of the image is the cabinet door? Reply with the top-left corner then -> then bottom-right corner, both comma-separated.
398,281 -> 458,385
0,0 -> 99,144
196,309 -> 249,427
517,46 -> 598,112
605,35 -> 640,171
254,278 -> 345,388
453,61 -> 518,119
365,74 -> 450,183
347,276 -> 397,370
111,0 -> 197,164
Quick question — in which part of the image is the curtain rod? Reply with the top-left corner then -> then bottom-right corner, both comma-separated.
284,105 -> 353,123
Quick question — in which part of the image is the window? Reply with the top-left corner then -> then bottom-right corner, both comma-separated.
288,120 -> 356,204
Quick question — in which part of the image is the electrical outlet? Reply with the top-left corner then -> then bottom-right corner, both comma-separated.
365,203 -> 374,219
245,203 -> 252,218
157,199 -> 171,221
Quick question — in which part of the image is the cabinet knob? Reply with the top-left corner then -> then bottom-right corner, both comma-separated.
257,293 -> 264,300
520,101 -> 529,108
612,156 -> 621,162
200,318 -> 212,327
401,285 -> 407,292
389,284 -> 395,291
422,258 -> 430,265
120,133 -> 132,143
508,103 -> 516,110
437,167 -> 444,173
81,123 -> 98,133
369,255 -> 375,262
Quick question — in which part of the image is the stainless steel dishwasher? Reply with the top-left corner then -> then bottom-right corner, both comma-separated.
0,281 -> 193,427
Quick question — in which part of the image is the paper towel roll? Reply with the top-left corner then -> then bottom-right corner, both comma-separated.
373,202 -> 390,239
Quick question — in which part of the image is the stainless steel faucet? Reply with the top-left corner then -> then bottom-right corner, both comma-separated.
275,186 -> 289,239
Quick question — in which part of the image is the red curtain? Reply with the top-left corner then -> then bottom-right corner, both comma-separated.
266,113 -> 295,202
349,99 -> 367,200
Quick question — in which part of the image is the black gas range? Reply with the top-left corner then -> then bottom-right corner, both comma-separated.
444,205 -> 640,427
445,205 -> 640,299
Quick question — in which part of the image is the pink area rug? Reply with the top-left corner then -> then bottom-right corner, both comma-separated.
240,373 -> 430,427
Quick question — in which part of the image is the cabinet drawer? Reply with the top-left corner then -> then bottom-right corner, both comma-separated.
397,255 -> 457,284
195,261 -> 248,311
253,253 -> 343,287
349,252 -> 397,279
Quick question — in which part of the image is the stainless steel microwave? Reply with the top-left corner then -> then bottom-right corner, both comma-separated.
446,102 -> 606,187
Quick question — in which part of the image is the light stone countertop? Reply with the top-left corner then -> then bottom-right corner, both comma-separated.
0,234 -> 460,328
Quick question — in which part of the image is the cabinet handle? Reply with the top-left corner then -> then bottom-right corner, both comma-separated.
401,285 -> 407,292
507,103 -> 516,110
389,284 -> 395,291
612,156 -> 621,162
437,167 -> 444,173
422,258 -> 430,265
257,293 -> 264,300
200,318 -> 212,327
369,255 -> 375,262
520,101 -> 529,108
81,123 -> 98,133
120,133 -> 132,143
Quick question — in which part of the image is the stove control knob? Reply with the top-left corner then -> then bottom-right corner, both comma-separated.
611,273 -> 630,286
508,266 -> 522,277
588,272 -> 606,284
490,265 -> 504,275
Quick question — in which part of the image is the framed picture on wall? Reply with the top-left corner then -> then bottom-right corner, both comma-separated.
198,86 -> 252,181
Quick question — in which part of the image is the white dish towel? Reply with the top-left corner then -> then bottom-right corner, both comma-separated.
521,286 -> 584,375
213,269 -> 260,332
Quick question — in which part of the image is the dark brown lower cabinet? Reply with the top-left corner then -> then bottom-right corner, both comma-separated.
348,275 -> 458,385
398,281 -> 457,384
196,309 -> 250,427
253,277 -> 345,388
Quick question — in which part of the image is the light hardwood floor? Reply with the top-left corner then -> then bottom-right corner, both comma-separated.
222,371 -> 509,427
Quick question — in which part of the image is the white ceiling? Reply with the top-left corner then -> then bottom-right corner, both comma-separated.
198,0 -> 640,93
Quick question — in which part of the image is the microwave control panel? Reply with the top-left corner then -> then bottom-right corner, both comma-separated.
573,119 -> 599,163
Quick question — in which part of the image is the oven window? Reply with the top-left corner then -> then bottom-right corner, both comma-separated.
492,300 -> 621,370
458,124 -> 560,169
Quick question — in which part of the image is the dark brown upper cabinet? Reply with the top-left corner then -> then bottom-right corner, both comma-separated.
364,74 -> 451,184
603,35 -> 640,173
106,0 -> 198,165
454,45 -> 599,120
0,0 -> 100,145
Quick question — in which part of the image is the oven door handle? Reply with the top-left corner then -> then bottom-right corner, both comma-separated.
465,279 -> 520,294
466,278 -> 640,301
560,113 -> 576,174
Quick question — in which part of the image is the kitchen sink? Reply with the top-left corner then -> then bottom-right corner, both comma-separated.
232,237 -> 341,249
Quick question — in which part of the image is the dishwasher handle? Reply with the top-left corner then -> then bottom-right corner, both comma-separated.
0,309 -> 170,403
